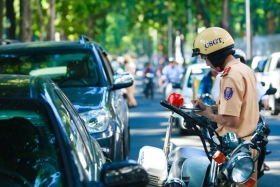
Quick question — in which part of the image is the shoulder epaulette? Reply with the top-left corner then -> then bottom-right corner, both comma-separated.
221,67 -> 231,77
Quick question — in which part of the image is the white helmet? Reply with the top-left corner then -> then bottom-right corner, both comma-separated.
234,49 -> 246,63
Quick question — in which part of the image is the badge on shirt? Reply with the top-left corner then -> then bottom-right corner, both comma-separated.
224,87 -> 233,100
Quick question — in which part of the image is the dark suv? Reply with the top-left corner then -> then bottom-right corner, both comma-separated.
0,36 -> 133,161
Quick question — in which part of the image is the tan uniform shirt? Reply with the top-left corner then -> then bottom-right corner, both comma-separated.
216,59 -> 259,138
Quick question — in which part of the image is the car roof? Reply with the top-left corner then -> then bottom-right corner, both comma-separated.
187,63 -> 209,69
0,74 -> 54,99
270,52 -> 280,57
0,40 -> 101,53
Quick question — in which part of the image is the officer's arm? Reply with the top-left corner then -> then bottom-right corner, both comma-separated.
208,113 -> 239,128
192,100 -> 239,128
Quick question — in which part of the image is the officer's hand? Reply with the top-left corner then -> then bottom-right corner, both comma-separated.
191,100 -> 214,118
191,100 -> 207,110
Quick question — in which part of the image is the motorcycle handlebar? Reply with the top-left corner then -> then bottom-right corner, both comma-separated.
160,100 -> 188,117
160,100 -> 212,127
160,99 -> 220,161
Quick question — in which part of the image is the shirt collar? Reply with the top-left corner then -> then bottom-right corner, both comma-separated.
225,58 -> 240,68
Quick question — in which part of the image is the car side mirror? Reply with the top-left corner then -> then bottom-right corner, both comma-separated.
265,87 -> 277,96
112,72 -> 134,90
100,160 -> 149,187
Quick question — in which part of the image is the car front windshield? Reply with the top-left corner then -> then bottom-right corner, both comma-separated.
0,99 -> 66,186
0,51 -> 101,87
187,68 -> 210,88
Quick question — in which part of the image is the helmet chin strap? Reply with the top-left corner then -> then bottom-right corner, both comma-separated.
208,55 -> 225,72
207,48 -> 235,72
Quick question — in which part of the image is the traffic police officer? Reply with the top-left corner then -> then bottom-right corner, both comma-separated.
191,27 -> 259,187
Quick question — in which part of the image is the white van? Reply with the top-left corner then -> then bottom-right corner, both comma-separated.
181,63 -> 210,107
259,52 -> 280,115
176,63 -> 210,134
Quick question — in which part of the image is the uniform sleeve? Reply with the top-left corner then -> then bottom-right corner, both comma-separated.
219,76 -> 243,117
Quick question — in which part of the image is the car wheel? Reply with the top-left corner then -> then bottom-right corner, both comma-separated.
269,95 -> 280,115
123,125 -> 130,160
271,110 -> 280,115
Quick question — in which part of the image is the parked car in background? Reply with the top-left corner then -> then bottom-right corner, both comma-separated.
253,56 -> 268,81
0,36 -> 133,161
177,63 -> 210,135
258,52 -> 280,115
0,74 -> 149,187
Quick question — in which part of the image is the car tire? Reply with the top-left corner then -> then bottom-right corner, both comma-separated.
269,95 -> 280,115
123,126 -> 130,160
271,109 -> 280,116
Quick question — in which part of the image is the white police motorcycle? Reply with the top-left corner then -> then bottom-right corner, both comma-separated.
138,93 -> 270,187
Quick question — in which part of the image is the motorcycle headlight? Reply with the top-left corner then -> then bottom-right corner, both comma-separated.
225,152 -> 254,184
164,178 -> 186,187
80,108 -> 110,133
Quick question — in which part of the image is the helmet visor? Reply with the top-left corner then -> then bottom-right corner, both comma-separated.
192,48 -> 201,57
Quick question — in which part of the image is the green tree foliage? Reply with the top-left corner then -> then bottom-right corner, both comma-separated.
1,0 -> 280,57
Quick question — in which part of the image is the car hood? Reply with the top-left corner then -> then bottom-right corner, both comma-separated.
61,87 -> 107,113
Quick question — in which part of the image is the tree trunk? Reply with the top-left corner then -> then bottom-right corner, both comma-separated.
0,0 -> 3,39
6,0 -> 16,39
35,0 -> 45,41
193,0 -> 210,28
267,11 -> 275,35
20,0 -> 32,42
47,0 -> 55,41
222,0 -> 229,29
221,0 -> 233,36
87,16 -> 95,39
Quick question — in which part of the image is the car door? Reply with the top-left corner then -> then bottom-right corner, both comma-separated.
42,82 -> 100,183
54,87 -> 106,177
96,47 -> 130,159
96,47 -> 127,129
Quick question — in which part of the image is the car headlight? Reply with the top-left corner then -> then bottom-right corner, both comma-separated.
224,152 -> 254,184
80,108 -> 110,133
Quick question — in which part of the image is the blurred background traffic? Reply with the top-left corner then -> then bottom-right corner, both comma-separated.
0,1 -> 280,186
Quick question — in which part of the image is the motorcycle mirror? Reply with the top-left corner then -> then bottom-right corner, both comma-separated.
265,87 -> 277,95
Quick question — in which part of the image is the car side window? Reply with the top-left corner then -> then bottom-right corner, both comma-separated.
0,99 -> 66,186
264,57 -> 272,72
187,68 -> 208,88
276,57 -> 280,68
96,46 -> 113,85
